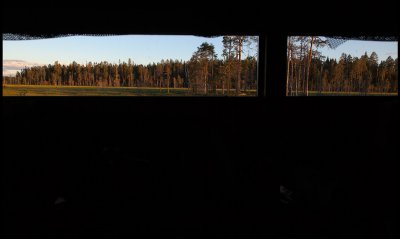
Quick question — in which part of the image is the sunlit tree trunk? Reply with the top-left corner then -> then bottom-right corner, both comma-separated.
286,37 -> 291,96
305,36 -> 314,96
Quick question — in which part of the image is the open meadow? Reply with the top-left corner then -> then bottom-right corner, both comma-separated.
2,85 -> 257,96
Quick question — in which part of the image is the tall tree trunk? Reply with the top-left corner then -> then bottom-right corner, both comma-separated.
320,63 -> 323,94
227,61 -> 231,95
236,38 -> 243,95
291,60 -> 294,96
305,36 -> 314,96
299,43 -> 304,94
211,56 -> 215,94
286,37 -> 291,96
297,62 -> 300,96
168,76 -> 170,94
204,65 -> 207,94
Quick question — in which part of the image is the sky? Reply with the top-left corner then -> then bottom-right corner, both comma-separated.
3,35 -> 228,66
2,35 -> 236,76
319,38 -> 398,61
2,35 -> 398,76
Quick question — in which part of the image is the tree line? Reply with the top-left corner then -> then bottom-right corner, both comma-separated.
3,36 -> 258,96
287,36 -> 398,95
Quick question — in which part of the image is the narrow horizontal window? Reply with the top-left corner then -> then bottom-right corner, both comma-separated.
286,36 -> 398,96
2,34 -> 259,97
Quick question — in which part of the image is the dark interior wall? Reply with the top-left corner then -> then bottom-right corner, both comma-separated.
3,98 -> 274,237
2,4 -> 398,238
4,98 -> 398,238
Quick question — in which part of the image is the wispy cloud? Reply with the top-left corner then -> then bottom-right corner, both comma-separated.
3,59 -> 40,70
384,51 -> 398,57
2,60 -> 40,76
3,69 -> 18,76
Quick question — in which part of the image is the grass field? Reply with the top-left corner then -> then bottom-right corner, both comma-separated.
307,91 -> 397,96
3,85 -> 395,96
2,85 -> 190,96
2,85 -> 257,96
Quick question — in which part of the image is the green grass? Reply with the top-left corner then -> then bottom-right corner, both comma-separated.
2,85 -> 257,96
300,91 -> 397,96
3,85 -> 189,96
3,85 -> 395,96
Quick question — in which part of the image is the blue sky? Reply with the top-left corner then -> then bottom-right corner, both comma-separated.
3,35 -> 245,76
3,35 -> 230,65
319,38 -> 398,61
2,35 -> 398,76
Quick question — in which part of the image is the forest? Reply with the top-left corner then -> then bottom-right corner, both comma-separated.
3,36 -> 398,96
287,36 -> 398,95
3,36 -> 258,96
